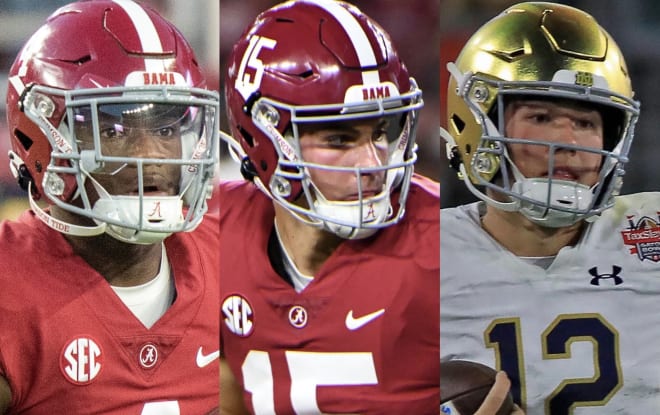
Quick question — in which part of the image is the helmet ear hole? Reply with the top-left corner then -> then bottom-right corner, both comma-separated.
450,114 -> 466,134
238,126 -> 255,147
14,129 -> 34,151
600,106 -> 626,152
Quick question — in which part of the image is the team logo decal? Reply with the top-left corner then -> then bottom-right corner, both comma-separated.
344,81 -> 400,105
365,202 -> 376,220
60,336 -> 103,385
139,343 -> 158,369
148,201 -> 163,219
621,214 -> 660,262
574,71 -> 594,87
222,294 -> 254,337
124,71 -> 186,87
288,305 -> 308,329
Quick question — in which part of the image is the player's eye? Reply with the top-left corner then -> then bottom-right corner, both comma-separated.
372,129 -> 387,142
152,127 -> 176,138
325,134 -> 353,147
100,125 -> 127,140
528,113 -> 551,123
574,118 -> 596,129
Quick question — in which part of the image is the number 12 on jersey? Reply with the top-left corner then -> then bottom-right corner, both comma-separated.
486,313 -> 622,415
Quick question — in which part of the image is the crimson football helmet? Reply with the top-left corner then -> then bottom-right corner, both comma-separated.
223,0 -> 422,239
6,0 -> 219,244
442,2 -> 640,227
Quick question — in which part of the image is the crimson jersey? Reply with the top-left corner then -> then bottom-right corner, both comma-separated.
219,175 -> 440,415
0,211 -> 219,414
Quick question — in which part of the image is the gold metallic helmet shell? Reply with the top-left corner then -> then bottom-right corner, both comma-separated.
446,1 -> 635,183
443,2 -> 640,226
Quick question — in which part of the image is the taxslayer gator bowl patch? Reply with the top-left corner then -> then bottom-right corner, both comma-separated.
621,214 -> 660,262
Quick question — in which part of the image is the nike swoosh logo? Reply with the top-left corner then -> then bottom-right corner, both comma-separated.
345,308 -> 385,330
196,347 -> 220,368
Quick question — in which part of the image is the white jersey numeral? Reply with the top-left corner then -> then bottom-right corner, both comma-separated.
141,400 -> 180,414
235,35 -> 277,101
242,350 -> 378,414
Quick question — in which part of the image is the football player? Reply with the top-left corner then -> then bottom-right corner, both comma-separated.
0,1 -> 220,413
439,2 -> 655,414
218,0 -> 440,413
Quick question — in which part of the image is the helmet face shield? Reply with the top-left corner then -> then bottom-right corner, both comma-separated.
23,84 -> 219,243
250,87 -> 422,239
450,70 -> 639,227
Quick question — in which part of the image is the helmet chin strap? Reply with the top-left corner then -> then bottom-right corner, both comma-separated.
28,185 -> 107,237
31,169 -> 180,244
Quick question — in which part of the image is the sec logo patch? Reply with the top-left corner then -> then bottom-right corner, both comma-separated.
222,294 -> 254,337
60,336 -> 103,385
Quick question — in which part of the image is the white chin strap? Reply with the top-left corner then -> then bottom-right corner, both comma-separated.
510,177 -> 594,228
312,189 -> 392,240
29,186 -> 107,237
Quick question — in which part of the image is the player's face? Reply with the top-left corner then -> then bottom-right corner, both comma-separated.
74,104 -> 184,198
504,99 -> 603,187
298,117 -> 390,202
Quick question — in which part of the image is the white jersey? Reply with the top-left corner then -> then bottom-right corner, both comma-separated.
441,193 -> 660,415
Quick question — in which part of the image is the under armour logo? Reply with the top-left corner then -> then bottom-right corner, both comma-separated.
589,266 -> 623,286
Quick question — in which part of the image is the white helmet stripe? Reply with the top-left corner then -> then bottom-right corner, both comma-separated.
112,0 -> 165,72
307,0 -> 381,85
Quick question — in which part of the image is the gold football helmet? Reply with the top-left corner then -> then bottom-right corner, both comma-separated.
441,2 -> 640,227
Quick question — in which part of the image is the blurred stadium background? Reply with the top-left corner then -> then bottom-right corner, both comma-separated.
1,0 -> 658,219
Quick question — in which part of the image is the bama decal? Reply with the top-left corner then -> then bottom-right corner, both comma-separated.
124,71 -> 186,87
621,213 -> 660,262
343,81 -> 400,105
60,336 -> 103,385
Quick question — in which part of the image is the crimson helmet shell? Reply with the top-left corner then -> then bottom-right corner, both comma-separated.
6,0 -> 207,202
225,0 -> 413,201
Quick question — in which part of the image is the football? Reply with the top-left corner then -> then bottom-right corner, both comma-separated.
440,360 -> 514,415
